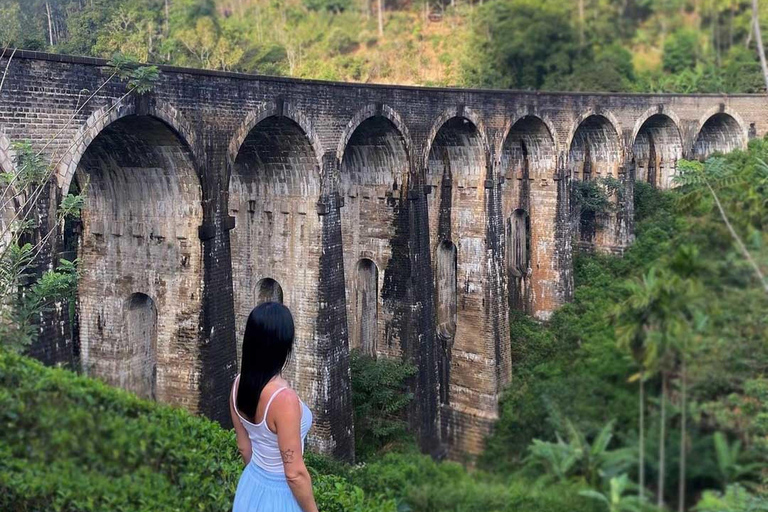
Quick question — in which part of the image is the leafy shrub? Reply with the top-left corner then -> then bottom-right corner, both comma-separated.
350,350 -> 417,460
696,485 -> 768,512
0,349 -> 395,512
347,453 -> 601,512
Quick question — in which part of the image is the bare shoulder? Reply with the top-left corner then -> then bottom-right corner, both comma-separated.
270,386 -> 301,417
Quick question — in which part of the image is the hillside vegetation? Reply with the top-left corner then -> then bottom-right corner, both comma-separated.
2,0 -> 768,91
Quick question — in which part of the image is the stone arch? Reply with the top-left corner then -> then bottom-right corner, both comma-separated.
59,99 -> 200,195
76,111 -> 204,409
632,113 -> 683,189
565,110 -> 623,155
228,101 -> 324,187
496,113 -> 559,170
567,112 -> 624,176
339,111 -> 409,359
423,106 -> 490,177
256,278 -> 284,304
336,104 -> 412,165
500,115 -> 557,179
352,258 -> 379,356
229,111 -> 322,394
692,108 -> 748,160
122,292 -> 158,401
568,113 -> 623,250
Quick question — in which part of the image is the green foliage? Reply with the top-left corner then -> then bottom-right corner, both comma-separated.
8,141 -> 49,186
127,64 -> 161,94
662,29 -> 700,74
572,177 -> 624,216
696,485 -> 768,512
347,452 -> 602,512
712,432 -> 763,489
303,0 -> 353,13
464,0 -> 578,89
579,474 -> 648,512
350,350 -> 417,460
0,349 -> 395,512
527,420 -> 634,487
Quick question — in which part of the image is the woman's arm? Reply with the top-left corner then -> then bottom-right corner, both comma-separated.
230,380 -> 252,465
272,391 -> 319,512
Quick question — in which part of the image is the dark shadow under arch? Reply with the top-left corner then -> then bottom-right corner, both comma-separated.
633,114 -> 683,189
693,113 -> 745,160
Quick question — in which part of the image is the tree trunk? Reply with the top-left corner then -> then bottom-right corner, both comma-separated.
678,358 -> 687,512
639,374 -> 646,501
658,372 -> 667,509
45,2 -> 54,47
377,0 -> 384,36
165,0 -> 170,36
579,0 -> 585,47
752,0 -> 768,91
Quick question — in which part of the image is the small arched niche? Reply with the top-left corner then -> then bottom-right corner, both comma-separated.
693,113 -> 745,160
256,278 -> 284,305
123,293 -> 158,401
353,258 -> 379,356
507,209 -> 531,312
633,114 -> 683,189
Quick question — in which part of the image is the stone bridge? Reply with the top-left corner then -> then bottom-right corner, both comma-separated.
1,51 -> 763,461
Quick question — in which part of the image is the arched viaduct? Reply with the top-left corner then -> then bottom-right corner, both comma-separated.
0,51 -> 763,461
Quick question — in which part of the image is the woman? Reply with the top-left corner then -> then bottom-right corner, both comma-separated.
230,302 -> 319,512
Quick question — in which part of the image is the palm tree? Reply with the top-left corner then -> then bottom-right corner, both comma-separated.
614,266 -> 679,507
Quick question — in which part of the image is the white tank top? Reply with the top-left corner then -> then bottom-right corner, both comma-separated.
232,375 -> 313,473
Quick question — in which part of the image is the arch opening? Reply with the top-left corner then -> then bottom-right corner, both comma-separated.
568,115 -> 622,248
633,114 -> 683,189
693,113 -> 745,160
256,278 -> 284,305
354,259 -> 379,356
427,117 -> 486,186
123,293 -> 158,401
569,115 -> 622,180
501,116 -> 556,180
76,114 -> 203,406
340,115 -> 407,359
229,115 -> 320,379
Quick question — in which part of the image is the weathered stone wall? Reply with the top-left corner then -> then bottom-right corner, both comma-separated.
2,50 -> 766,461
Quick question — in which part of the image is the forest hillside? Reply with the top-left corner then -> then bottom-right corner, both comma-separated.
2,0 -> 768,91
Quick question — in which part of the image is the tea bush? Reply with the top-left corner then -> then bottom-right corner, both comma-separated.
0,349 -> 396,512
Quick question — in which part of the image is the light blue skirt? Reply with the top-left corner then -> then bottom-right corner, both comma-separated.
233,461 -> 302,512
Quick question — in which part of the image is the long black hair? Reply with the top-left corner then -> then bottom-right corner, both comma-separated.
236,302 -> 295,421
